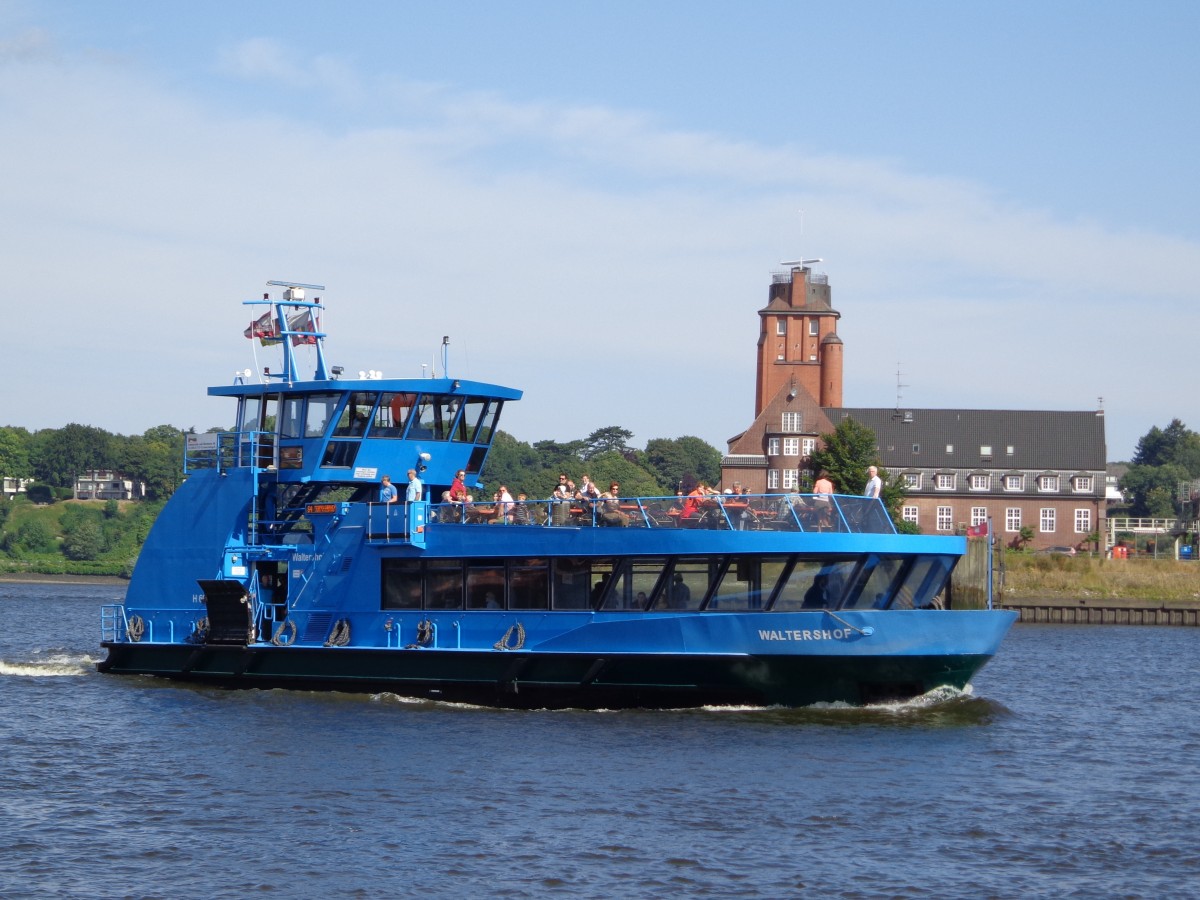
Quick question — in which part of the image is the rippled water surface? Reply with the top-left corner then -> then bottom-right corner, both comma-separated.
1,582 -> 1197,898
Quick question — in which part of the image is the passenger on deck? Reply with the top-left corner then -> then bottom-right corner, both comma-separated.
405,469 -> 423,503
599,483 -> 629,527
379,475 -> 398,504
489,485 -> 514,524
442,469 -> 468,504
552,473 -> 572,525
511,492 -> 532,525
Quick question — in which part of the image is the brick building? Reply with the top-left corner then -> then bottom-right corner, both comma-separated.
722,264 -> 1107,550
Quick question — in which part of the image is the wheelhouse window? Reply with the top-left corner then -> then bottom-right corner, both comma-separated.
306,393 -> 339,438
375,392 -> 415,438
334,392 -> 377,437
280,396 -> 305,438
239,396 -> 262,432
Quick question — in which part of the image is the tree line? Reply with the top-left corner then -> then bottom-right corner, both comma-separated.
0,423 -> 190,501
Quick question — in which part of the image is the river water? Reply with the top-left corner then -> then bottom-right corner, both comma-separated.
1,581 -> 1196,899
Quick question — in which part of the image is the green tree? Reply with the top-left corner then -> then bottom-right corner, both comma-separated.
810,418 -> 880,495
7,519 -> 55,554
63,519 -> 104,561
583,426 -> 633,461
643,436 -> 721,494
30,423 -> 116,488
0,426 -> 33,479
1122,419 -> 1200,516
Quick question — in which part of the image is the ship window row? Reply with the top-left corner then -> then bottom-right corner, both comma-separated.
239,391 -> 502,444
380,553 -> 956,613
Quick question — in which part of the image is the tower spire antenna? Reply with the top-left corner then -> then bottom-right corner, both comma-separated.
780,210 -> 822,268
896,363 -> 909,409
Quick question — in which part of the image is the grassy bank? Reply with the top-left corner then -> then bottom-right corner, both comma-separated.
1000,554 -> 1200,603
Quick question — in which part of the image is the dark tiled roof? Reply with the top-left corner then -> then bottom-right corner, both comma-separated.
824,408 -> 1107,471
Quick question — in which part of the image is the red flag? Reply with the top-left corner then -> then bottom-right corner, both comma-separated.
287,310 -> 317,346
967,522 -> 988,537
244,311 -> 281,345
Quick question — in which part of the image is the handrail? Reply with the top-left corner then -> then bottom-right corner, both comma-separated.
426,492 -> 897,535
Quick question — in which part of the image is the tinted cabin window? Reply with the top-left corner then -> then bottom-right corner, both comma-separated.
895,555 -> 955,610
709,556 -> 765,610
426,560 -> 463,609
552,558 -> 593,610
453,398 -> 488,442
772,559 -> 856,611
306,393 -> 339,438
335,392 -> 377,437
263,395 -> 280,433
377,392 -> 416,438
476,400 -> 503,444
656,557 -> 709,611
409,396 -> 440,440
466,561 -> 505,610
280,397 -> 304,438
240,396 -> 262,432
510,560 -> 549,609
382,559 -> 423,609
841,556 -> 905,610
599,557 -> 666,611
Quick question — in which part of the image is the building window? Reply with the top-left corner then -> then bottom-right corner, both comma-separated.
971,507 -> 987,526
1004,475 -> 1024,491
936,506 -> 953,532
782,437 -> 799,456
912,443 -> 920,454
1038,475 -> 1060,492
767,469 -> 779,490
1040,508 -> 1056,533
969,474 -> 990,491
782,469 -> 799,490
980,445 -> 992,458
1075,509 -> 1091,534
801,437 -> 816,457
808,319 -> 818,336
902,506 -> 918,525
946,444 -> 954,454
904,473 -> 922,489
1006,446 -> 1015,456
1073,476 -> 1093,493
781,412 -> 802,433
935,474 -> 955,491
767,437 -> 780,456
776,320 -> 786,335
1005,508 -> 1021,532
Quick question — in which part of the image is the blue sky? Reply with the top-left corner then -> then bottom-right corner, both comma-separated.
3,1 -> 1198,461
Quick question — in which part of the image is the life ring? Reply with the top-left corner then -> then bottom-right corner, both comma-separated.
493,622 -> 525,651
127,615 -> 145,642
272,619 -> 297,646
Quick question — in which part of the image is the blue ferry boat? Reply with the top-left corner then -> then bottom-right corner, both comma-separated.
99,282 -> 1016,708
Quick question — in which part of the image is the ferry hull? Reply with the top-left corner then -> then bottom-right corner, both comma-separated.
98,641 -> 1001,709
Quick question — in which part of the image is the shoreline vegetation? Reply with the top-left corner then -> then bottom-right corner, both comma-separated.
4,556 -> 1198,607
1001,555 -> 1200,605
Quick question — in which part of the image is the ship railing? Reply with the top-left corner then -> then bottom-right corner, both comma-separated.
184,429 -> 276,474
426,493 -> 896,534
365,500 -> 429,547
